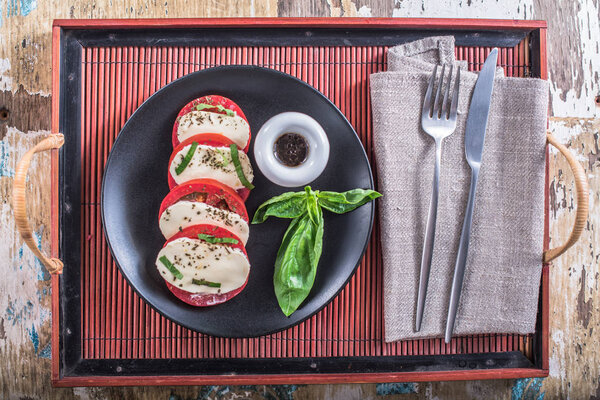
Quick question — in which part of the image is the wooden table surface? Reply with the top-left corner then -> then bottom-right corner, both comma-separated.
0,1 -> 597,399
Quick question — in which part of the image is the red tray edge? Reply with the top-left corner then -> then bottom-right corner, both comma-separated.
52,368 -> 549,387
52,17 -> 547,31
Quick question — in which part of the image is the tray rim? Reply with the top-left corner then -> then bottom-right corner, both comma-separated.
51,17 -> 547,30
52,367 -> 547,388
50,17 -> 550,387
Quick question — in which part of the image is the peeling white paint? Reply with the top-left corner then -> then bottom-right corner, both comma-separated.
72,387 -> 91,400
549,0 -> 600,118
25,88 -> 50,97
392,0 -> 534,19
549,330 -> 566,383
549,353 -> 565,378
548,119 -> 582,143
548,119 -> 597,163
0,57 -> 13,91
424,383 -> 440,400
357,5 -> 372,17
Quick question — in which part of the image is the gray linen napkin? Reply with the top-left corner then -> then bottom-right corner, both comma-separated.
370,36 -> 549,342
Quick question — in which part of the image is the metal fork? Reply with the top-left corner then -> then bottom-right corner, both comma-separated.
415,64 -> 461,332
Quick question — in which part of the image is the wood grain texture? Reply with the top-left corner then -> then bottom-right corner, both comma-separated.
534,0 -> 600,118
533,0 -> 600,398
0,86 -> 50,140
0,0 -> 597,399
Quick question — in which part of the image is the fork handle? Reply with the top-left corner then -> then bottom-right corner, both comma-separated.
445,167 -> 480,343
415,140 -> 443,331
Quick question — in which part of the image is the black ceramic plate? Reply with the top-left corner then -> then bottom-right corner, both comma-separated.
102,66 -> 375,338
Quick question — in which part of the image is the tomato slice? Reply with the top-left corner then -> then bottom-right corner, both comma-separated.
162,224 -> 249,307
159,178 -> 249,223
237,188 -> 250,202
168,133 -> 251,201
172,95 -> 250,152
165,281 -> 248,307
165,224 -> 246,256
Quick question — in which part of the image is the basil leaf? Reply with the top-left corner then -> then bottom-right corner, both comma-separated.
230,144 -> 255,190
159,256 -> 183,280
256,186 -> 379,317
175,141 -> 198,175
252,191 -> 307,224
273,209 -> 324,316
192,278 -> 221,288
195,103 -> 236,117
215,148 -> 230,166
197,233 -> 239,244
305,186 -> 320,225
317,189 -> 382,214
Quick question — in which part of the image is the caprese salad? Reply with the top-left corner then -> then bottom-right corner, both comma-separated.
155,95 -> 254,306
156,225 -> 250,307
158,178 -> 250,244
172,95 -> 251,152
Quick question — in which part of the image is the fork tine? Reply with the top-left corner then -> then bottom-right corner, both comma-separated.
442,64 -> 454,119
432,64 -> 446,117
449,67 -> 461,121
422,65 -> 437,118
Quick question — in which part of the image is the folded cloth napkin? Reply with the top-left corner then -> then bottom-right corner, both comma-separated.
370,36 -> 549,342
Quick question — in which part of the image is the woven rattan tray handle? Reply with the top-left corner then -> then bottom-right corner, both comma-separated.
12,134 -> 65,274
543,132 -> 589,263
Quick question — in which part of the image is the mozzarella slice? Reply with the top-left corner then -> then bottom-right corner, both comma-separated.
159,201 -> 249,244
156,237 -> 249,295
177,111 -> 250,149
170,144 -> 253,190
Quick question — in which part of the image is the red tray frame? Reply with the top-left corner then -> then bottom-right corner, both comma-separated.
50,18 -> 549,386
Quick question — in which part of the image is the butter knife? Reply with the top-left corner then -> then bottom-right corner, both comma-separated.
444,48 -> 498,343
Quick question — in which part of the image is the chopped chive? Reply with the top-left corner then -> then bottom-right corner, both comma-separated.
216,148 -> 230,166
175,141 -> 198,175
192,278 -> 221,288
197,233 -> 239,244
196,103 -> 214,112
229,144 -> 255,190
195,103 -> 235,117
159,256 -> 183,280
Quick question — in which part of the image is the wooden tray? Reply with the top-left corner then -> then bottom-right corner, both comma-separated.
11,18 -> 588,386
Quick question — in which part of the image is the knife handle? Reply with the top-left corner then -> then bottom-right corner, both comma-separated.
445,167 -> 479,343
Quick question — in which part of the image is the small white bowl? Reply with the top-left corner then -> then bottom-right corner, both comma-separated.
254,112 -> 330,187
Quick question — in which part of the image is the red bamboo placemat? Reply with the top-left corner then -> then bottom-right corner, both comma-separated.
79,40 -> 533,361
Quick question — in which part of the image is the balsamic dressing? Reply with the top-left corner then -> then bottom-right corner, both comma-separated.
274,133 -> 309,167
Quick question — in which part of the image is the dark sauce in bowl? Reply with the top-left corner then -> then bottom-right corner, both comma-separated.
274,133 -> 309,167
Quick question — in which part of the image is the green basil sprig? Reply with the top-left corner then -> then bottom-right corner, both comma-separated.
252,186 -> 381,316
192,278 -> 221,288
195,103 -> 236,117
175,141 -> 198,175
159,255 -> 183,280
317,189 -> 382,214
197,233 -> 239,244
230,144 -> 255,190
251,191 -> 307,223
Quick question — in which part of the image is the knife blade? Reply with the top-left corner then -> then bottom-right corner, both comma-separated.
464,48 -> 498,167
444,48 -> 498,343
